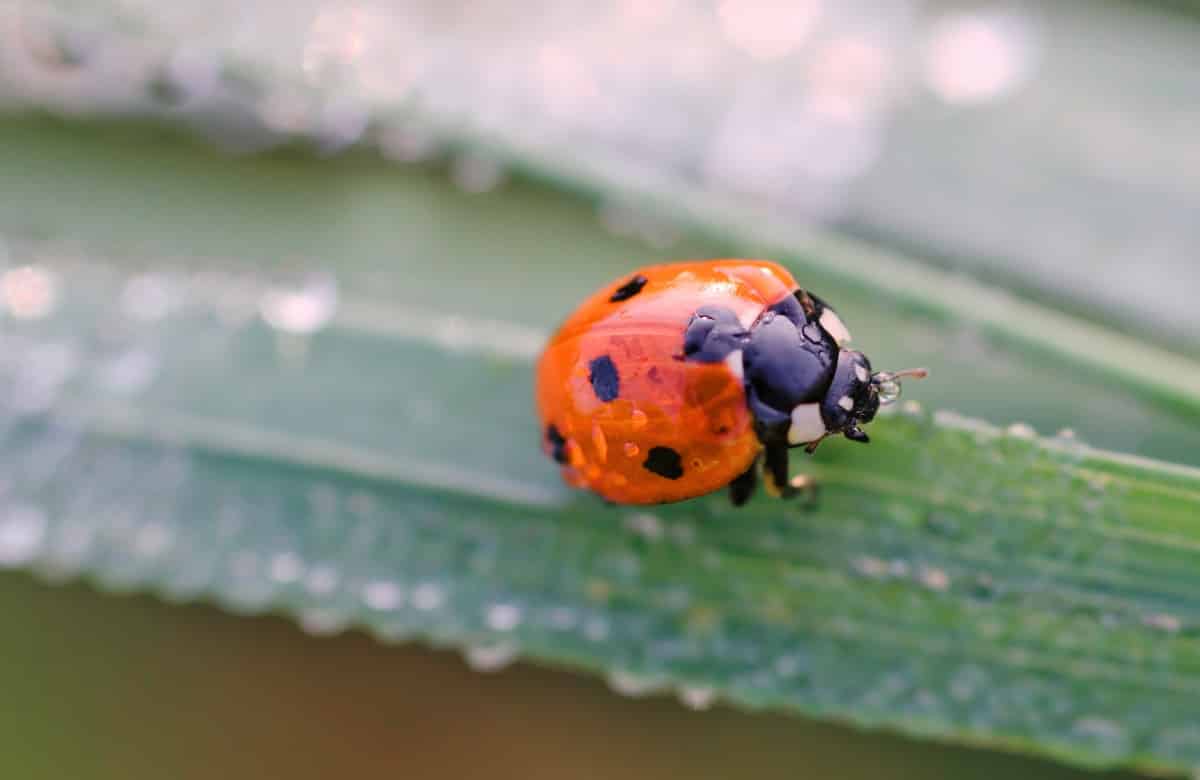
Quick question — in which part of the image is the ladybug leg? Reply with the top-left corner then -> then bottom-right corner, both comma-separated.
728,457 -> 759,506
803,433 -> 830,454
762,441 -> 797,499
763,441 -> 821,507
544,424 -> 569,464
745,385 -> 791,437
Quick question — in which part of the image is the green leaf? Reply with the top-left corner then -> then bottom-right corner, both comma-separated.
3,285 -> 1200,774
1,116 -> 1200,773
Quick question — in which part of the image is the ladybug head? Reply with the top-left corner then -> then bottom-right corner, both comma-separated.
818,350 -> 928,447
737,293 -> 926,452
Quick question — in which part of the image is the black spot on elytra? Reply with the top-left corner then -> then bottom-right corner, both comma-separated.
647,366 -> 663,384
545,424 -> 568,464
589,355 -> 620,402
643,446 -> 683,479
609,274 -> 648,302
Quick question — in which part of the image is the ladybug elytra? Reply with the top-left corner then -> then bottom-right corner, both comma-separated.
536,260 -> 926,505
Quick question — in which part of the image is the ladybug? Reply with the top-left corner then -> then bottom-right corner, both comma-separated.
536,259 -> 926,506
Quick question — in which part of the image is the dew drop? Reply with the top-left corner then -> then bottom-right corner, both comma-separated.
411,582 -> 447,611
96,349 -> 159,395
1071,716 -> 1128,749
875,378 -> 902,406
1144,613 -> 1183,634
630,410 -> 649,430
583,615 -> 610,641
852,555 -> 888,579
625,512 -> 663,541
269,552 -> 305,584
607,670 -> 667,698
623,441 -> 640,457
923,10 -> 1038,105
1,265 -> 58,320
486,602 -> 523,632
133,523 -> 172,559
919,566 -> 951,591
120,273 -> 177,321
299,608 -> 350,636
0,504 -> 47,567
1007,422 -> 1037,439
464,641 -> 519,672
304,563 -> 340,596
362,580 -> 405,611
774,654 -> 805,678
679,685 -> 717,710
259,273 -> 338,334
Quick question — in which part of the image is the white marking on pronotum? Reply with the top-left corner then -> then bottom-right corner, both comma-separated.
838,395 -> 855,412
855,364 -> 869,383
724,350 -> 744,382
819,308 -> 852,346
788,403 -> 826,445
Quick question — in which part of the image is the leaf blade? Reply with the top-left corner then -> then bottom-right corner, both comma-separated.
1,118 -> 1200,772
9,397 -> 1200,772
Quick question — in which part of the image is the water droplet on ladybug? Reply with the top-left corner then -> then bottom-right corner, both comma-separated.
873,367 -> 928,406
877,378 -> 902,405
592,423 -> 608,463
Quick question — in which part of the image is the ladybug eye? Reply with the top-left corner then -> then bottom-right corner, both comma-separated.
871,368 -> 929,406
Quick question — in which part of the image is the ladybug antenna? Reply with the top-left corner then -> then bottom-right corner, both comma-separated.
870,367 -> 928,406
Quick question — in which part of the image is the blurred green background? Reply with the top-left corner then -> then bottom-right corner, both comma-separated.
1,1 -> 1199,777
4,573 -> 1136,780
